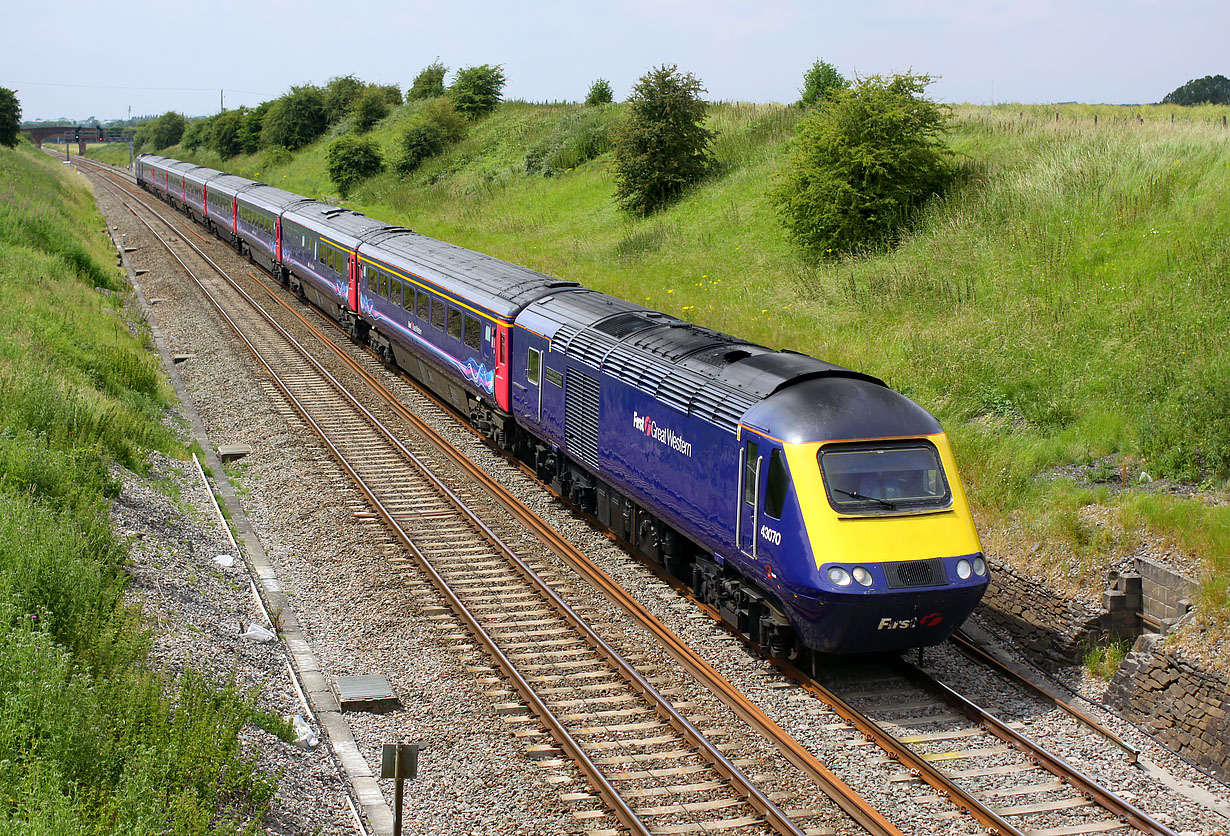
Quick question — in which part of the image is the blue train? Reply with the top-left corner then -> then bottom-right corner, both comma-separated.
137,153 -> 988,657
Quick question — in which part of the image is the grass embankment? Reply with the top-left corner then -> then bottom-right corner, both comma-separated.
0,141 -> 284,833
162,100 -> 1228,653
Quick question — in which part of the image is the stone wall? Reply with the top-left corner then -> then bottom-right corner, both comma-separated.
978,562 -> 1106,670
1105,634 -> 1230,782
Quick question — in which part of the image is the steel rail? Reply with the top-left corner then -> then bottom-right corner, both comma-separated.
951,629 -> 1141,763
86,167 -> 816,836
892,659 -> 1178,836
81,154 -> 907,836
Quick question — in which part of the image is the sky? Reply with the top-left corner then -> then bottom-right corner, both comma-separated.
3,0 -> 1226,122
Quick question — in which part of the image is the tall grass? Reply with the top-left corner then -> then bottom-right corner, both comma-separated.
0,141 -> 284,833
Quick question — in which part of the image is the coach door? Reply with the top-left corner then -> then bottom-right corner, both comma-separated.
737,439 -> 762,558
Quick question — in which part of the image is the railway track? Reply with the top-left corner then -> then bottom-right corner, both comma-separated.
71,154 -> 1197,836
73,156 -> 909,836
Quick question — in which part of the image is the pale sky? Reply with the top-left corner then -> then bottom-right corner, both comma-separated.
4,0 -> 1225,122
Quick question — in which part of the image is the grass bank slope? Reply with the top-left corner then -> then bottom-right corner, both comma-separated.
160,101 -> 1228,650
0,141 -> 284,834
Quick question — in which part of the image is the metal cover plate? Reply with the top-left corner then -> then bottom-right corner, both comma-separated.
335,674 -> 396,707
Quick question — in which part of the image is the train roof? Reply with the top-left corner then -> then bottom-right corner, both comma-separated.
518,288 -> 889,435
238,183 -> 314,214
205,173 -> 258,198
180,164 -> 224,186
282,202 -> 401,248
360,230 -> 578,320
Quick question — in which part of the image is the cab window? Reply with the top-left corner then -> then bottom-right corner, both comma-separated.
764,449 -> 788,519
818,442 -> 950,514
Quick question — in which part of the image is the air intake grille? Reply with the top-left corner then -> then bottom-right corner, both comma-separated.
564,369 -> 601,470
883,559 -> 946,589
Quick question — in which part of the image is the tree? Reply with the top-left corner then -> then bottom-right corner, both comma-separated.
772,73 -> 952,257
408,61 -> 447,101
239,102 -> 268,154
449,64 -> 506,119
800,59 -> 847,108
612,65 -> 714,216
261,86 -> 328,151
210,109 -> 245,158
326,135 -> 383,198
148,111 -> 186,150
1162,74 -> 1230,105
181,117 -> 212,151
1,87 -> 23,148
353,87 -> 390,133
324,75 -> 364,124
585,78 -> 614,106
374,84 -> 403,106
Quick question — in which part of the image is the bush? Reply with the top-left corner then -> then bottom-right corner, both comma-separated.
1162,74 -> 1230,105
585,79 -> 614,106
449,64 -> 506,119
261,86 -> 328,151
0,87 -> 21,148
408,61 -> 447,101
418,98 -> 467,143
525,105 -> 619,176
326,135 -> 383,197
772,73 -> 952,256
210,109 -> 244,158
146,112 -> 186,150
395,122 -> 446,175
375,83 -> 403,106
353,88 -> 390,133
324,75 -> 364,125
613,65 -> 714,216
180,117 -> 211,152
800,59 -> 846,108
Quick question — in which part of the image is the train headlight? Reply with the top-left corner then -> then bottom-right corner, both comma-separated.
852,566 -> 873,587
956,559 -> 972,580
827,567 -> 852,586
973,556 -> 987,576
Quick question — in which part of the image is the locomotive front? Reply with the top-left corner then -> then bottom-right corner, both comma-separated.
738,375 -> 988,654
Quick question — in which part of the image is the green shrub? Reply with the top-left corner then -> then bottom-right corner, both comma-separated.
396,121 -> 446,175
1162,74 -> 1230,106
450,64 -> 506,119
0,87 -> 18,148
326,134 -> 383,197
525,105 -> 619,176
613,64 -> 714,216
408,61 -> 447,101
145,112 -> 186,151
261,85 -> 328,151
353,87 -> 390,133
772,73 -> 952,256
210,109 -> 245,158
324,74 -> 364,125
418,97 -> 467,143
585,78 -> 614,106
181,116 -> 212,151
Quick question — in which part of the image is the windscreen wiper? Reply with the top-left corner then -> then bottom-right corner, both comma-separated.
833,487 -> 896,509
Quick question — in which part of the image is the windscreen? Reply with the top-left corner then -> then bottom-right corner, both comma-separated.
818,443 -> 950,513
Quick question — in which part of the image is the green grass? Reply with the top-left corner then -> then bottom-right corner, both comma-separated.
162,101 -> 1229,634
0,140 -> 282,834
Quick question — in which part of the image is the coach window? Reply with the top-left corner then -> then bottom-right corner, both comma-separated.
743,440 -> 759,507
416,289 -> 429,320
464,315 -> 482,350
431,297 -> 445,330
447,306 -> 463,341
403,285 -> 414,311
764,449 -> 788,519
376,271 -> 387,298
527,348 -> 541,385
390,278 -> 402,307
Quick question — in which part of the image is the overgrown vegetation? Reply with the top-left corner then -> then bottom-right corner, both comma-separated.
0,87 -> 19,148
327,134 -> 383,197
449,64 -> 506,119
613,64 -> 714,216
799,59 -> 847,109
525,104 -> 620,176
408,61 -> 447,101
773,73 -> 952,255
585,78 -> 614,106
1,141 -> 285,831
